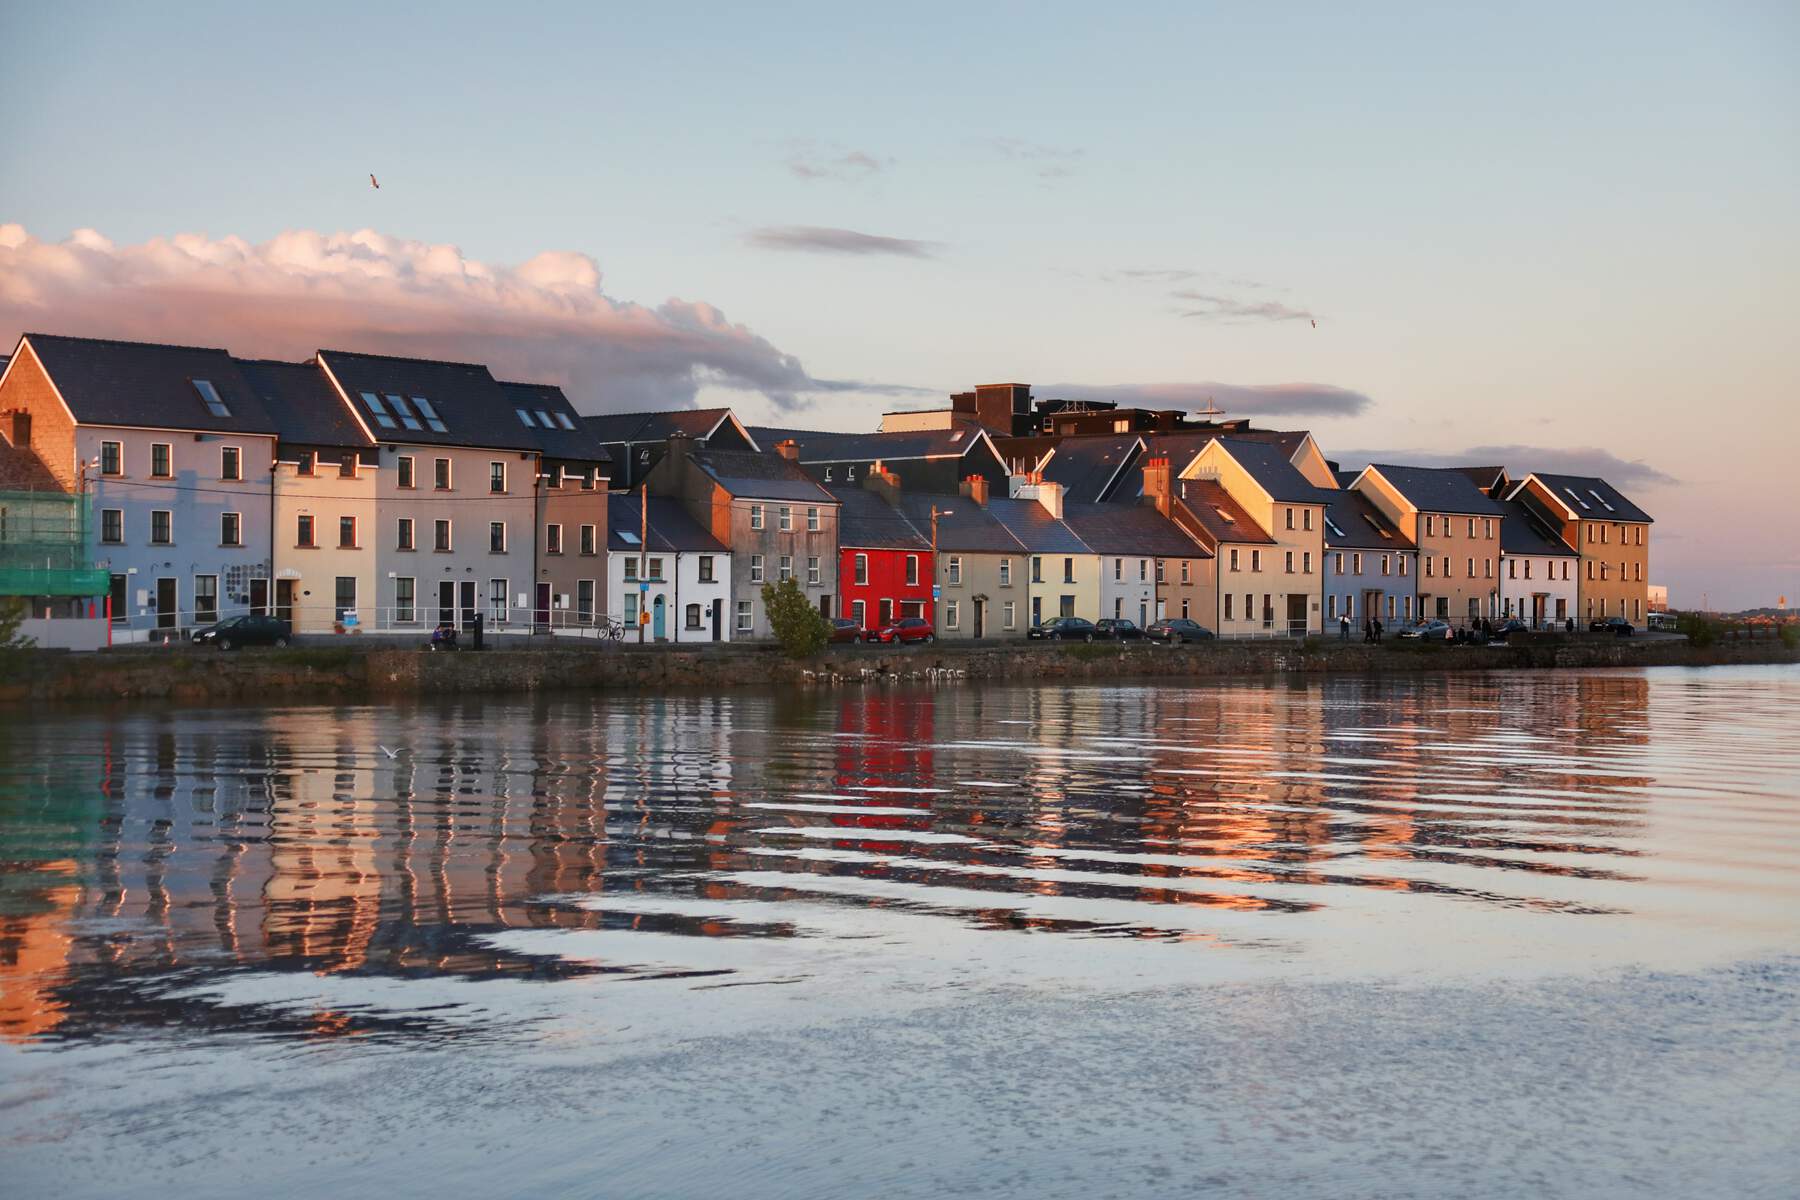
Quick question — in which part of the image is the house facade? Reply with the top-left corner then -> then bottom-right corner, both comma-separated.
500,382 -> 611,629
1180,438 -> 1326,634
1321,483 -> 1419,631
607,494 -> 731,641
989,478 -> 1100,627
1063,498 -> 1208,630
901,478 -> 1028,639
1495,497 -> 1578,628
1354,464 -> 1506,626
829,472 -> 933,632
754,426 -> 1011,494
1511,473 -> 1652,624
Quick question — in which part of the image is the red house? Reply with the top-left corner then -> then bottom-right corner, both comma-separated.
827,473 -> 934,632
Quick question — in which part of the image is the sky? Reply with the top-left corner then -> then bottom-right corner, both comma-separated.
1,1 -> 1795,609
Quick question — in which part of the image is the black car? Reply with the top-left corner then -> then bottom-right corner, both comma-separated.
1028,616 -> 1097,642
1490,618 -> 1530,642
192,614 -> 291,650
1144,618 -> 1215,644
1590,616 -> 1635,636
1094,618 -> 1143,641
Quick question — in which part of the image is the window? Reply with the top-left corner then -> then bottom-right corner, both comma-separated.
339,454 -> 357,479
647,557 -> 664,580
698,555 -> 715,583
579,524 -> 595,555
807,506 -> 820,531
778,506 -> 793,532
823,467 -> 834,482
360,392 -> 399,430
221,446 -> 241,481
905,555 -> 919,586
1525,559 -> 1533,579
1335,552 -> 1345,574
623,556 -> 638,581
1484,519 -> 1493,539
1328,594 -> 1337,620
398,456 -> 415,489
1303,552 -> 1312,574
397,517 -> 415,550
489,522 -> 506,553
1484,558 -> 1492,579
623,592 -> 637,625
580,581 -> 597,624
1062,557 -> 1074,584
220,512 -> 242,546
434,519 -> 451,552
1509,558 -> 1518,579
396,577 -> 416,623
547,524 -> 563,555
1285,507 -> 1295,531
683,601 -> 701,630
1155,560 -> 1165,584
534,409 -> 554,429
1467,518 -> 1476,538
194,575 -> 219,622
779,555 -> 793,582
515,408 -> 536,428
430,458 -> 452,490
1425,515 -> 1435,537
1303,509 -> 1313,532
854,553 -> 869,585
851,599 -> 866,628
999,558 -> 1012,586
1225,593 -> 1234,620
297,450 -> 316,477
100,441 -> 122,475
488,578 -> 508,622
339,516 -> 357,548
1003,600 -> 1015,629
411,395 -> 447,433
151,443 -> 172,478
1635,562 -> 1642,582
490,462 -> 507,493
1251,550 -> 1262,572
1467,557 -> 1475,578
149,511 -> 175,545
1426,558 -> 1435,578
750,504 -> 764,530
1031,556 -> 1043,583
1262,594 -> 1274,628
193,379 -> 231,418
949,555 -> 963,584
1181,599 -> 1190,619
101,508 -> 123,543
1114,557 -> 1123,582
1399,556 -> 1408,577
334,576 -> 356,622
1229,548 -> 1240,572
946,599 -> 960,629
1352,552 -> 1362,574
808,556 -> 821,584
1285,551 -> 1295,574
1635,526 -> 1643,547
1381,554 -> 1391,576
736,601 -> 753,631
750,554 -> 764,583
1442,556 -> 1450,578
1181,560 -> 1190,585
297,514 -> 315,548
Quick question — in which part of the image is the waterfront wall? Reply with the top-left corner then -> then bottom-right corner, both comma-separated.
1,636 -> 1794,706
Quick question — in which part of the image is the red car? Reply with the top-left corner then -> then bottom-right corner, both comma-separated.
868,617 -> 935,645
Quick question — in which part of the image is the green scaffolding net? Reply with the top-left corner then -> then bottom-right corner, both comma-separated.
0,490 -> 110,597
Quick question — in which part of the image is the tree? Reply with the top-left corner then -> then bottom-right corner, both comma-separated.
761,577 -> 829,659
0,597 -> 34,657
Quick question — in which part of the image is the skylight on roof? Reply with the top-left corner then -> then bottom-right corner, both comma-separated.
193,379 -> 231,418
516,408 -> 537,427
1211,506 -> 1235,524
386,394 -> 423,431
535,409 -> 555,428
619,530 -> 641,545
554,412 -> 575,431
360,391 -> 398,430
1564,486 -> 1590,510
411,396 -> 447,433
1588,488 -> 1615,512
1361,514 -> 1393,538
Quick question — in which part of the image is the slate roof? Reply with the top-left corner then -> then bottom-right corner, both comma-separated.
691,448 -> 837,503
826,486 -> 930,550
984,496 -> 1091,554
1061,501 -> 1204,556
1037,436 -> 1145,503
607,495 -> 727,554
316,349 -> 539,452
236,359 -> 372,448
496,381 -> 611,463
897,495 -> 1025,554
587,408 -> 740,446
1454,465 -> 1508,494
747,425 -> 988,463
1142,427 -> 1308,477
1365,464 -> 1508,516
1175,480 -> 1275,545
1321,486 -> 1416,551
1528,473 -> 1654,524
23,333 -> 281,434
1498,498 -> 1577,557
1214,438 -> 1321,503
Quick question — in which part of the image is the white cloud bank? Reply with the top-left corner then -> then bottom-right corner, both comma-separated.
0,223 -> 899,411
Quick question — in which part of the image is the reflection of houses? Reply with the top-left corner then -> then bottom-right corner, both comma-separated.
607,494 -> 731,641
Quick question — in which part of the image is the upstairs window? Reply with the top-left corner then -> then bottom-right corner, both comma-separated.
360,392 -> 398,430
410,396 -> 447,433
221,446 -> 241,481
100,441 -> 122,476
151,443 -> 172,478
397,455 -> 415,488
490,461 -> 507,494
434,458 -> 451,490
807,506 -> 820,532
381,394 -> 421,432
193,379 -> 231,417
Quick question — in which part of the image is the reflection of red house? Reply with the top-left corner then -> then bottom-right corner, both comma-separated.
835,690 -> 936,788
828,474 -> 935,632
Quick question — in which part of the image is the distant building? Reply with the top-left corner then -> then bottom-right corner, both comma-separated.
1648,584 -> 1669,613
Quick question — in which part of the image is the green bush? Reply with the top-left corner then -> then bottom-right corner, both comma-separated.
1061,642 -> 1114,662
761,577 -> 830,659
1677,612 -> 1719,648
0,597 -> 33,653
1780,623 -> 1799,650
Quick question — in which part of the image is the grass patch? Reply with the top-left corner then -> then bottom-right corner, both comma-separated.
1061,642 -> 1119,662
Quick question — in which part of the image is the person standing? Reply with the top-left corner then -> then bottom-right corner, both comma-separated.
1340,613 -> 1351,641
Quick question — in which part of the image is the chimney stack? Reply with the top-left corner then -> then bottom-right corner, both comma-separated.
959,475 -> 990,507
775,438 -> 800,462
1142,455 -> 1173,517
865,463 -> 902,508
658,431 -> 693,491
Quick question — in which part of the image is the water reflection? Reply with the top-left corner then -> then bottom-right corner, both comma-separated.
2,668 -> 1797,1045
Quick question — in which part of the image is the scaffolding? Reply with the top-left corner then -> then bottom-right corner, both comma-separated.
0,490 -> 109,597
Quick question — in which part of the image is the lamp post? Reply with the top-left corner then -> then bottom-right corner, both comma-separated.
930,505 -> 953,624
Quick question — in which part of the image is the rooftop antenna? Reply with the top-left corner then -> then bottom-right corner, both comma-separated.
1194,395 -> 1225,422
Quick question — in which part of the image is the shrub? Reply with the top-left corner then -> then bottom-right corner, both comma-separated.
1062,642 -> 1114,662
1781,622 -> 1799,650
1677,611 -> 1718,648
761,577 -> 830,659
0,597 -> 33,652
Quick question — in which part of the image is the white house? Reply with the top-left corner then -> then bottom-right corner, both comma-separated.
1496,497 -> 1579,628
608,494 -> 731,642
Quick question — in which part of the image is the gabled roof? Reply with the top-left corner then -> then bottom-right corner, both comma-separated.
826,486 -> 931,550
1175,480 -> 1275,545
984,496 -> 1091,554
1321,486 -> 1416,551
235,359 -> 372,448
316,349 -> 537,451
1521,473 -> 1653,524
1498,497 -> 1578,557
1212,438 -> 1321,504
1454,465 -> 1509,494
1036,436 -> 1145,503
587,407 -> 753,448
1061,501 -> 1204,557
1364,463 -> 1508,516
496,381 -> 611,463
607,495 -> 727,554
1143,427 -> 1310,477
20,333 -> 281,434
896,495 -> 1025,554
691,448 -> 837,503
747,425 -> 994,464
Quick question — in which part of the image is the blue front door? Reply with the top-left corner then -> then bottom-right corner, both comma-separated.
653,595 -> 666,640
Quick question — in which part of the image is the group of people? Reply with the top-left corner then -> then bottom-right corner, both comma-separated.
1340,615 -> 1386,642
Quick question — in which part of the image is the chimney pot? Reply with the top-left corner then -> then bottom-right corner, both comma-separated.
775,438 -> 800,461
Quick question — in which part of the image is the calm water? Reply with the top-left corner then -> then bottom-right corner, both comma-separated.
2,666 -> 1797,1198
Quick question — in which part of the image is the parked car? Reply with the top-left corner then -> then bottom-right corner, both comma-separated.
1144,618 -> 1215,644
1590,616 -> 1635,636
192,614 -> 291,650
1397,619 -> 1453,641
1028,616 -> 1097,642
868,616 -> 935,645
829,617 -> 865,644
1094,618 -> 1144,641
1489,618 -> 1530,643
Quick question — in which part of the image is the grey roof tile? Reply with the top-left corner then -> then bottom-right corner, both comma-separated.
1366,463 -> 1509,516
25,333 -> 281,434
1528,473 -> 1653,524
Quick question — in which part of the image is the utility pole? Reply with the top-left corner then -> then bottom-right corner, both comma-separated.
930,504 -> 953,626
639,483 -> 649,644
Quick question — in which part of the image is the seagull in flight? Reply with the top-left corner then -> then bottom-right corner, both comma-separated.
370,173 -> 380,189
378,745 -> 399,759
1310,318 -> 1317,328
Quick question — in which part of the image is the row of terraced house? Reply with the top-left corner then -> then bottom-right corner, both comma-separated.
0,335 -> 1654,644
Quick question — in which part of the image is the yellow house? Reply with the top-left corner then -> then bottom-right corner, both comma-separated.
1352,464 -> 1506,626
1510,473 -> 1652,625
1178,438 -> 1327,634
988,476 -> 1102,626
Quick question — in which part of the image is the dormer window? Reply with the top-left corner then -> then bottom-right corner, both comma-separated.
193,379 -> 231,417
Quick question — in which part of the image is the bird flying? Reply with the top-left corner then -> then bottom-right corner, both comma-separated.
370,173 -> 380,189
1310,319 -> 1316,328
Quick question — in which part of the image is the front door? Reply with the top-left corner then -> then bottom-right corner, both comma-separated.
652,595 -> 666,640
155,578 -> 177,629
276,579 -> 296,626
1286,593 -> 1308,635
711,600 -> 721,641
437,581 -> 456,626
250,578 -> 269,616
973,599 -> 985,639
535,582 -> 552,629
109,574 -> 128,624
818,594 -> 831,619
458,581 -> 478,630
